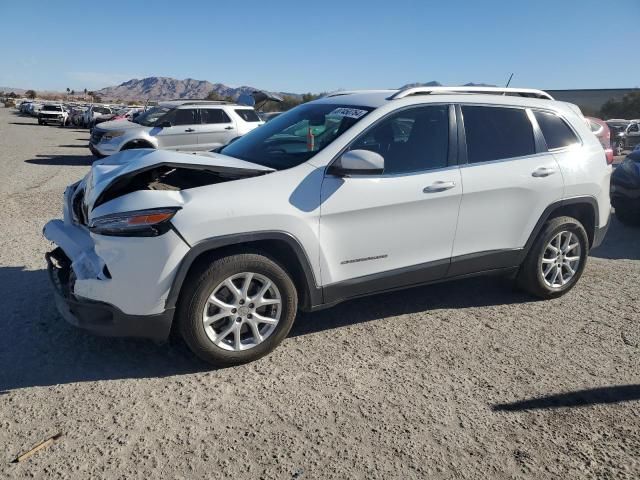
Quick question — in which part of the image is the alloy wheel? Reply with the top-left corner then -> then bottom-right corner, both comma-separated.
540,230 -> 582,288
202,272 -> 282,351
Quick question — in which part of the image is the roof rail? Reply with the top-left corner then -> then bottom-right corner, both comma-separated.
387,86 -> 554,101
163,99 -> 233,105
325,89 -> 394,98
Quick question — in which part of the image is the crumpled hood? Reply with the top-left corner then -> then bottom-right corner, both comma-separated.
79,148 -> 274,213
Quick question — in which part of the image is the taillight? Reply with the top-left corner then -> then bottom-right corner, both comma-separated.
605,148 -> 614,165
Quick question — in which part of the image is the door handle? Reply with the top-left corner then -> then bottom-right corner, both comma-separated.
185,128 -> 196,132
224,126 -> 234,130
531,167 -> 556,177
423,181 -> 456,193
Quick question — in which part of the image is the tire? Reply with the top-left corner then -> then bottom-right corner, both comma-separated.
517,216 -> 589,299
616,207 -> 640,227
38,119 -> 43,125
178,252 -> 298,367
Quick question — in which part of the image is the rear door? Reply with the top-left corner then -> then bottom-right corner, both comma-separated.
198,108 -> 237,149
154,108 -> 200,150
450,104 -> 564,275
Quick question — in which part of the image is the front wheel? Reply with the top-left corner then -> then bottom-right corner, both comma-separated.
517,216 -> 589,299
178,253 -> 298,367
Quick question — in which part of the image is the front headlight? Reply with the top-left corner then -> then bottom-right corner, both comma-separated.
89,208 -> 180,237
102,131 -> 126,141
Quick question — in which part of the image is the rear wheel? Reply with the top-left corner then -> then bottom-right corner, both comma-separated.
517,216 -> 589,299
178,253 -> 298,367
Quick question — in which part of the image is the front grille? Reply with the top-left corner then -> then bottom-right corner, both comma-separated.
90,130 -> 105,144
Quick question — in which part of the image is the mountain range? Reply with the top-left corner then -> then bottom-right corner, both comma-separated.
94,77 -> 498,102
95,77 -> 298,103
1,78 -> 498,102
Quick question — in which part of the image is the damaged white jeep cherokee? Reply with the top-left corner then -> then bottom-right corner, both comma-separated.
44,87 -> 611,366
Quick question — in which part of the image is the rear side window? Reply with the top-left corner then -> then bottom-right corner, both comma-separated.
201,108 -> 231,124
533,111 -> 579,150
462,106 -> 535,163
235,109 -> 261,122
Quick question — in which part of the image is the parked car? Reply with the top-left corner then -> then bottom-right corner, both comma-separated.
83,105 -> 114,128
606,119 -> 632,155
111,106 -> 144,121
88,100 -> 263,157
38,104 -> 70,126
610,150 -> 640,226
586,117 -> 614,164
70,106 -> 88,126
28,102 -> 44,116
44,86 -> 611,366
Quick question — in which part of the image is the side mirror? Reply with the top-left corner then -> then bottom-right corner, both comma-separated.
328,149 -> 384,176
157,120 -> 172,128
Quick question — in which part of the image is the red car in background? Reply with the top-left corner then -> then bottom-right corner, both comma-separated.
586,117 -> 614,165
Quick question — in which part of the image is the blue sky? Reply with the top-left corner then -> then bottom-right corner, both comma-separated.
1,0 -> 639,93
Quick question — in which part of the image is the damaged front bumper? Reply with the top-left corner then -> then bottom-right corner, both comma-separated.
46,248 -> 173,341
42,184 -> 189,341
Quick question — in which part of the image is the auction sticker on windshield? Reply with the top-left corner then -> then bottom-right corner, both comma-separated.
329,107 -> 369,119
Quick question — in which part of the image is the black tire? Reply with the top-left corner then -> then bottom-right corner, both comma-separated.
38,119 -> 43,125
517,216 -> 589,299
178,252 -> 298,367
615,207 -> 640,227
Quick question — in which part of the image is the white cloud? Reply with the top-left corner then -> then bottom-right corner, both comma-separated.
66,71 -> 140,89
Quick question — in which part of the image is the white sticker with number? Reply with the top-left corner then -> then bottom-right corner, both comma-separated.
329,107 -> 368,119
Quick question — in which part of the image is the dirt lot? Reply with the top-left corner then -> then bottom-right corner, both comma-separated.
0,106 -> 638,479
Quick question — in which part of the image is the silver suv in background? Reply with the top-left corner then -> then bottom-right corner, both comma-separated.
89,100 -> 264,157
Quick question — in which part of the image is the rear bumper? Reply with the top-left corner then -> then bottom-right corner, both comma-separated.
46,248 -> 173,341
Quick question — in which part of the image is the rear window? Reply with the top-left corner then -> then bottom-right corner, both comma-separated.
462,106 -> 536,163
235,109 -> 261,122
534,111 -> 579,150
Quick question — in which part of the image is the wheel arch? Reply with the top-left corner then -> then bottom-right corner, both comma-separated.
525,197 -> 599,253
121,138 -> 156,150
165,231 -> 322,315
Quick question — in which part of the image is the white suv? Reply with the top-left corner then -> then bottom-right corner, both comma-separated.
88,100 -> 264,157
44,87 -> 611,366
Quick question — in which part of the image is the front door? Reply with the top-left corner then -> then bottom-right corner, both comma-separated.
154,108 -> 200,150
319,105 -> 462,301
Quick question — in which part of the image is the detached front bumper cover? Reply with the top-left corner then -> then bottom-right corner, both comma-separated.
46,248 -> 173,342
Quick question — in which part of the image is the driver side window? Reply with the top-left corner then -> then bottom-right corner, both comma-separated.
351,105 -> 450,174
164,108 -> 198,126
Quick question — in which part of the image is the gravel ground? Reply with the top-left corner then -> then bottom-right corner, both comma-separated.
0,106 -> 638,479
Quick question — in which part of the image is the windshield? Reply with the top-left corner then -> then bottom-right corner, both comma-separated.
134,106 -> 171,126
220,103 -> 373,170
42,105 -> 61,111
